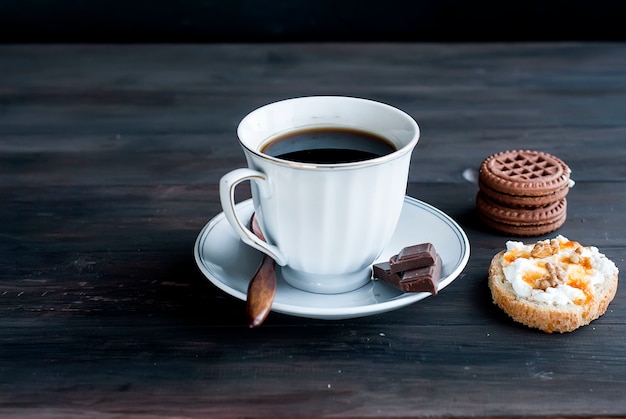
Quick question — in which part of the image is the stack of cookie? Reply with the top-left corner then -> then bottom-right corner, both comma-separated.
476,150 -> 572,236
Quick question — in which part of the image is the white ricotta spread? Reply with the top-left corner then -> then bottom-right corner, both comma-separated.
502,235 -> 618,306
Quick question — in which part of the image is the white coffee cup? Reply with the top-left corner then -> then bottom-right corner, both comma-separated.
220,96 -> 419,294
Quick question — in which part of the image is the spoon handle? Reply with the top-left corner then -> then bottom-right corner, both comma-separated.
246,213 -> 277,328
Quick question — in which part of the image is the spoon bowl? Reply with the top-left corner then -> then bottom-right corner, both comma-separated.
246,213 -> 277,327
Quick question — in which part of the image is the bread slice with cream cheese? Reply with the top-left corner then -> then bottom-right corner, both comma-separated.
488,236 -> 618,333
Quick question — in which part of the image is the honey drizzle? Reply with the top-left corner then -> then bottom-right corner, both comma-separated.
503,238 -> 596,304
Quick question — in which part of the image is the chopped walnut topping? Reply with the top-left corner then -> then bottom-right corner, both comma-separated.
530,239 -> 560,258
537,278 -> 551,291
546,262 -> 566,283
536,262 -> 567,290
567,253 -> 580,264
530,242 -> 549,258
535,262 -> 566,290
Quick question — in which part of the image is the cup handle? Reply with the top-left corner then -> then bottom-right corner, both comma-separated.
219,168 -> 288,266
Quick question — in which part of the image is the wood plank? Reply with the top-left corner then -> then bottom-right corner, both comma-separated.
1,43 -> 625,417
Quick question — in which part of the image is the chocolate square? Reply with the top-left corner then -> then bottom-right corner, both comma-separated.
389,243 -> 436,274
399,256 -> 442,295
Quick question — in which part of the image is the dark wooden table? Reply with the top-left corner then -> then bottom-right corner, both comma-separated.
1,43 -> 625,418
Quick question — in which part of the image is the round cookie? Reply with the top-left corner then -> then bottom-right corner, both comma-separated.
476,192 -> 567,236
478,209 -> 567,237
476,150 -> 572,236
476,192 -> 566,226
478,178 -> 569,208
479,150 -> 570,197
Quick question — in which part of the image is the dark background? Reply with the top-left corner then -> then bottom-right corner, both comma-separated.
1,0 -> 625,43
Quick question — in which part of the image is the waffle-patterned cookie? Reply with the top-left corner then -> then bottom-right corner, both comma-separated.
476,192 -> 567,236
479,150 -> 570,197
478,179 -> 569,208
476,150 -> 572,236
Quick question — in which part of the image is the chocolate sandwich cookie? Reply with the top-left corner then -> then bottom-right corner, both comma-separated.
476,149 -> 572,236
476,192 -> 567,236
478,178 -> 569,208
479,150 -> 570,198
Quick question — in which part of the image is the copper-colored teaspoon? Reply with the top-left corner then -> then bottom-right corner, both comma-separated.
246,213 -> 277,328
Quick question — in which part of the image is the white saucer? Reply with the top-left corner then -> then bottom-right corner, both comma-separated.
194,196 -> 470,320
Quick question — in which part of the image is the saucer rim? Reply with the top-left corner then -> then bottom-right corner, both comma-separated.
194,196 -> 470,320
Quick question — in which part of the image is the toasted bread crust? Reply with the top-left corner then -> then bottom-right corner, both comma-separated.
488,250 -> 618,333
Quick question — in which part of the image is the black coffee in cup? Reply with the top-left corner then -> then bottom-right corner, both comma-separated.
261,127 -> 397,164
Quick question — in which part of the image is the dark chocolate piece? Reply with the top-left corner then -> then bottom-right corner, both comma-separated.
372,256 -> 442,295
399,256 -> 442,295
389,243 -> 436,274
372,262 -> 402,286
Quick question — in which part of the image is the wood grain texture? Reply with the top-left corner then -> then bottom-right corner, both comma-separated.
1,43 -> 625,418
